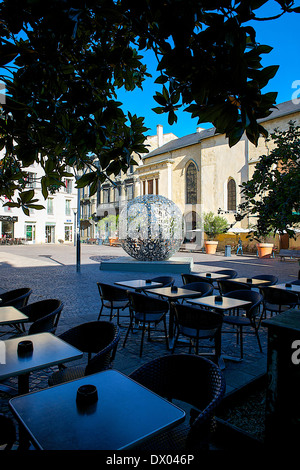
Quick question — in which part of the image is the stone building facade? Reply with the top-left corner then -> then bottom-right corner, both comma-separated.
96,99 -> 300,250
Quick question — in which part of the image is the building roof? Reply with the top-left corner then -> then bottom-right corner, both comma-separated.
144,100 -> 300,159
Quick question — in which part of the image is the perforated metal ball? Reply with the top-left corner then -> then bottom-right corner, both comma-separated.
119,195 -> 183,261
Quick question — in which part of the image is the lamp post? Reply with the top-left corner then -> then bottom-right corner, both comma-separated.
72,186 -> 81,273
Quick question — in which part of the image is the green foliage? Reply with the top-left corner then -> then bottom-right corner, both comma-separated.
203,212 -> 229,239
238,121 -> 300,240
0,0 -> 298,213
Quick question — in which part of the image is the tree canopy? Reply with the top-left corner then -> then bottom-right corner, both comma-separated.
0,0 -> 299,213
237,121 -> 300,240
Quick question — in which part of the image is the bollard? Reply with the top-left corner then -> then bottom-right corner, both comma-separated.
224,245 -> 231,257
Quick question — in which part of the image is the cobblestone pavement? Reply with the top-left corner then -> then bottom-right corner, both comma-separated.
0,244 -> 299,447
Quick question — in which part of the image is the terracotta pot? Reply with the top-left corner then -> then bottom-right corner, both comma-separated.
257,243 -> 274,258
205,241 -> 218,254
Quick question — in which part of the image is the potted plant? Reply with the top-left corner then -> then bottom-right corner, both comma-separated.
203,212 -> 229,254
243,224 -> 274,258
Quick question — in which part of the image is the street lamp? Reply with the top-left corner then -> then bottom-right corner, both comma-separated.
72,186 -> 81,272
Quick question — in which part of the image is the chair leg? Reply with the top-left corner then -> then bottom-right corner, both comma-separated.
123,317 -> 134,348
163,317 -> 169,350
140,323 -> 146,357
239,326 -> 243,360
97,304 -> 104,321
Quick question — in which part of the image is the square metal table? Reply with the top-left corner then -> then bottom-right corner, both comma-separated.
187,295 -> 252,312
197,272 -> 230,280
115,279 -> 163,291
0,306 -> 29,335
230,277 -> 269,287
0,332 -> 83,394
145,286 -> 202,344
9,369 -> 186,450
270,283 -> 300,293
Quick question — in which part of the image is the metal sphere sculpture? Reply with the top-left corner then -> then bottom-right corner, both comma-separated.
119,195 -> 183,261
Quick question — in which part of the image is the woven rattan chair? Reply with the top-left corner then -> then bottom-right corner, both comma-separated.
223,290 -> 263,359
149,276 -> 175,287
260,286 -> 298,318
180,282 -> 213,299
181,273 -> 214,286
171,303 -> 223,362
123,291 -> 169,357
48,321 -> 120,386
218,279 -> 251,295
97,282 -> 129,326
20,299 -> 63,333
0,414 -> 16,450
0,288 -> 32,309
0,288 -> 33,335
27,307 -> 63,335
128,354 -> 226,452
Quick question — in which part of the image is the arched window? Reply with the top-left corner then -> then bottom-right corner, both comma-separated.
227,179 -> 236,211
186,162 -> 197,204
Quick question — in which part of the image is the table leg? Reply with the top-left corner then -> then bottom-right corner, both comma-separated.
18,373 -> 30,395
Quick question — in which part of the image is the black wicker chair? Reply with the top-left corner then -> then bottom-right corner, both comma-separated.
48,321 -> 120,386
260,286 -> 298,318
0,288 -> 33,335
182,273 -> 214,286
179,282 -> 213,301
20,299 -> 63,333
123,291 -> 169,357
0,288 -> 32,309
128,354 -> 226,452
171,303 -> 223,362
149,276 -> 175,287
222,290 -> 263,359
0,414 -> 16,450
218,279 -> 251,295
96,282 -> 129,326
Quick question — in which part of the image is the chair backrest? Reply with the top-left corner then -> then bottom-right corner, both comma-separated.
129,354 -> 226,447
218,279 -> 250,295
214,269 -> 238,279
0,414 -> 16,450
58,320 -> 119,357
84,322 -> 120,375
20,299 -> 63,323
127,290 -> 169,314
252,275 -> 278,286
97,282 -> 128,302
182,274 -> 214,285
180,282 -> 213,297
173,303 -> 223,336
224,290 -> 263,318
0,288 -> 32,309
260,286 -> 298,307
150,276 -> 175,287
28,304 -> 63,335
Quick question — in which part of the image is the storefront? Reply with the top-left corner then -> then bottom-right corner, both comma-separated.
0,215 -> 18,239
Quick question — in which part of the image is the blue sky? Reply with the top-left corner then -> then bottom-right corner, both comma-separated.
117,2 -> 300,139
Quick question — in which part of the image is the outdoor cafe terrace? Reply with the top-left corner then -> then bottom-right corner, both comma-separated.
0,243 -> 299,453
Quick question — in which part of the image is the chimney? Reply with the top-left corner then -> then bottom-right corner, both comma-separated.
157,124 -> 163,147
